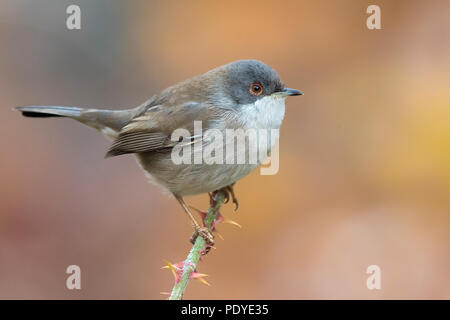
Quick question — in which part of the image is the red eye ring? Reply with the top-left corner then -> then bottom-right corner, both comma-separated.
249,83 -> 263,96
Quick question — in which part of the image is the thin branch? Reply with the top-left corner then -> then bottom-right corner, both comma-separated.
169,190 -> 227,300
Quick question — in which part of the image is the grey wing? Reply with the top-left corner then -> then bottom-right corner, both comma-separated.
105,102 -> 221,158
105,131 -> 172,157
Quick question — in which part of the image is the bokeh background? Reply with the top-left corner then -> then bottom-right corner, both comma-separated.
1,0 -> 449,299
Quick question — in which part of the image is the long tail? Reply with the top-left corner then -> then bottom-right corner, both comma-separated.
15,105 -> 142,140
16,106 -> 82,118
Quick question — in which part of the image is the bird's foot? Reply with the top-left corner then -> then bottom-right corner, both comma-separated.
220,184 -> 239,211
190,226 -> 215,255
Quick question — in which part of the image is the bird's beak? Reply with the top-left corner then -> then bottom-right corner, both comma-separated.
273,87 -> 303,97
282,87 -> 303,96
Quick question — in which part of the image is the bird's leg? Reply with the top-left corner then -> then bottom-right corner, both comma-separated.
175,195 -> 215,251
219,183 -> 239,211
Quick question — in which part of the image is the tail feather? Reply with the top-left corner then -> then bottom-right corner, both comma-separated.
14,104 -> 147,141
16,106 -> 82,118
21,111 -> 64,118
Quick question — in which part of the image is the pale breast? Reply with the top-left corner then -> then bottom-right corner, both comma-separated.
238,95 -> 286,155
136,96 -> 286,196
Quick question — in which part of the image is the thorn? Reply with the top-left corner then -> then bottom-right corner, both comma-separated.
162,259 -> 176,276
162,259 -> 184,283
189,205 -> 207,217
189,205 -> 225,231
215,229 -> 224,240
163,259 -> 210,286
190,272 -> 210,286
197,277 -> 211,286
189,205 -> 208,226
222,218 -> 242,228
192,272 -> 209,278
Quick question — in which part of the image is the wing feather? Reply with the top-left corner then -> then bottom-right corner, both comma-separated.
105,132 -> 169,157
105,100 -> 226,158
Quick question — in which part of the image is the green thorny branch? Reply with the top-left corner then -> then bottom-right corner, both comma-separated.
165,190 -> 239,300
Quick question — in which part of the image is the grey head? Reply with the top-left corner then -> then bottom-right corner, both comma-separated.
205,59 -> 303,108
159,60 -> 303,110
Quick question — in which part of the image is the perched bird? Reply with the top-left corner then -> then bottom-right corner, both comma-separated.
15,60 -> 302,251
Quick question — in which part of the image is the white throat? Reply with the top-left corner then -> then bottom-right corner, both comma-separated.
241,95 -> 286,130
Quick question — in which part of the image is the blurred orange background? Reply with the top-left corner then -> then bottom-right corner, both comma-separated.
1,0 -> 449,299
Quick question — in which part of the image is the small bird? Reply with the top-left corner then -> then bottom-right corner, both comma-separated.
15,60 -> 302,250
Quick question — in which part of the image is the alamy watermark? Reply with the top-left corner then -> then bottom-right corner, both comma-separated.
366,5 -> 381,30
66,265 -> 81,290
366,265 -> 381,290
66,5 -> 81,30
170,121 -> 280,175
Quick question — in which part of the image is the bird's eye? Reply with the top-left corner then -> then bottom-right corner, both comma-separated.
249,83 -> 263,96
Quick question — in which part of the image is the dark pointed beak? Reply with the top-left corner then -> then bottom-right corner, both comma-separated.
283,87 -> 303,96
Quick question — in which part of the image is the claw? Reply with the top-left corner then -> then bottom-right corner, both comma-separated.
199,244 -> 216,256
190,226 -> 215,255
198,226 -> 215,245
226,185 -> 239,211
186,190 -> 240,253
223,191 -> 230,204
216,184 -> 239,211
232,198 -> 239,211
209,192 -> 217,206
